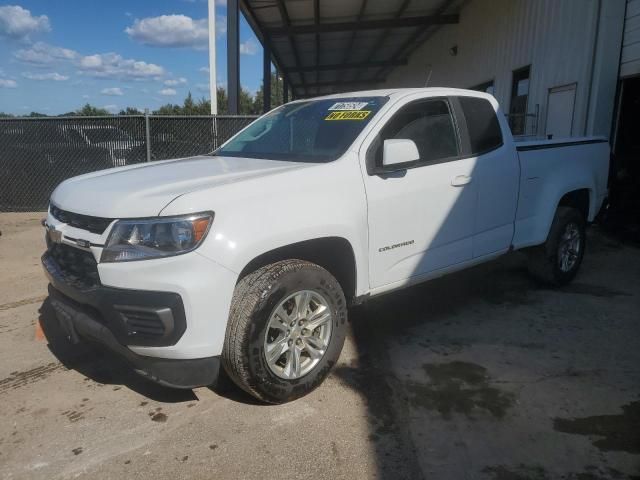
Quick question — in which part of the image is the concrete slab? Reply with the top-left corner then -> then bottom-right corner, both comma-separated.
0,213 -> 638,479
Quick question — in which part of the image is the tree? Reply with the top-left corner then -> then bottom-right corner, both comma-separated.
119,107 -> 143,115
183,92 -> 196,114
153,88 -> 257,116
253,72 -> 285,114
239,88 -> 255,115
0,112 -> 14,118
216,87 -> 228,114
76,103 -> 111,116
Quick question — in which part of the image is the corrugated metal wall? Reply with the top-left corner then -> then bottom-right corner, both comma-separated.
621,0 -> 640,77
380,0 -> 605,137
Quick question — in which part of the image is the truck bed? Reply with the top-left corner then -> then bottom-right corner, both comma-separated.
512,136 -> 610,249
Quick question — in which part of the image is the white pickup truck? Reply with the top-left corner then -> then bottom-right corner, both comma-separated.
42,88 -> 610,403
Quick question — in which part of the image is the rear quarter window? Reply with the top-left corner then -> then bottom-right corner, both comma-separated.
458,97 -> 503,155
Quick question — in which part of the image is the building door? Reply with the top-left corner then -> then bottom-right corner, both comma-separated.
508,66 -> 531,136
610,76 -> 640,239
545,84 -> 577,139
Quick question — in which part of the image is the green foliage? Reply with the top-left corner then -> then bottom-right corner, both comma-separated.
76,103 -> 111,116
253,72 -> 285,114
118,107 -> 143,115
1,83 -> 286,118
153,86 -> 263,116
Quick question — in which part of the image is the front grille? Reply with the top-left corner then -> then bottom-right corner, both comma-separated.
47,243 -> 100,289
50,204 -> 113,235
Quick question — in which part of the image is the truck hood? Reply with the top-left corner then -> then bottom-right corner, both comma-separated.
51,155 -> 307,218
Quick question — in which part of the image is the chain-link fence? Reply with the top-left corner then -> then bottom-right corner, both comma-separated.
0,114 -> 257,212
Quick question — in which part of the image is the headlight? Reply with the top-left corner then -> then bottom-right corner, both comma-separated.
101,212 -> 213,263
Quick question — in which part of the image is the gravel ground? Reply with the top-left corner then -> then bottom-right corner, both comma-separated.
0,212 -> 638,480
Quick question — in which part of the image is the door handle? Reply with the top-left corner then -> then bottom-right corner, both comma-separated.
451,175 -> 472,187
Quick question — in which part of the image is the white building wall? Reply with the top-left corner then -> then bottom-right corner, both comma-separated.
380,0 -> 625,138
621,0 -> 640,77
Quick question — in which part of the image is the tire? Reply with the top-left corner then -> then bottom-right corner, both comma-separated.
527,206 -> 586,286
222,259 -> 348,403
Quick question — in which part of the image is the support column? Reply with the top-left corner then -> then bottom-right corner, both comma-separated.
227,0 -> 240,115
263,44 -> 271,113
207,0 -> 217,114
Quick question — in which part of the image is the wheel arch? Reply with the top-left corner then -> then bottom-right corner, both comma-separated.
237,237 -> 358,303
558,188 -> 591,221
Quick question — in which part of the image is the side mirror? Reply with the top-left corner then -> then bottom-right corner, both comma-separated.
382,139 -> 420,169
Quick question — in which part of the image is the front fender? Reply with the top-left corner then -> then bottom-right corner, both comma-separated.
161,156 -> 371,296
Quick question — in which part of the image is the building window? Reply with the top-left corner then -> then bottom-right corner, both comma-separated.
471,81 -> 495,96
509,66 -> 531,135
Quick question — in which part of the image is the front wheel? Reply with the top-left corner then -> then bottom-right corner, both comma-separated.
222,259 -> 348,403
527,206 -> 586,286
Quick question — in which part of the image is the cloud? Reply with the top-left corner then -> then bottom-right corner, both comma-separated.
14,42 -> 77,65
78,53 -> 164,79
125,14 -> 211,48
101,87 -> 124,96
159,88 -> 177,96
14,42 -> 165,80
0,78 -> 18,88
215,17 -> 226,37
0,5 -> 50,40
103,104 -> 118,113
240,39 -> 258,55
164,77 -> 187,86
82,94 -> 90,99
199,66 -> 209,74
22,71 -> 69,81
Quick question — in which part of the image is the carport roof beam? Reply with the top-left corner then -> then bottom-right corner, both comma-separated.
265,14 -> 459,36
286,60 -> 407,73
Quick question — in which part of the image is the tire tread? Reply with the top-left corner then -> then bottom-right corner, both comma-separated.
222,259 -> 334,403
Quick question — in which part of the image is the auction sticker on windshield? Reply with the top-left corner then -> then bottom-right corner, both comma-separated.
325,111 -> 371,121
328,102 -> 369,111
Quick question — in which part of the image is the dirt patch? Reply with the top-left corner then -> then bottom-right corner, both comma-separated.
0,295 -> 47,312
406,361 -> 515,419
151,412 -> 168,423
0,363 -> 63,394
553,401 -> 640,454
482,464 -> 549,480
558,283 -> 632,298
482,465 -> 640,480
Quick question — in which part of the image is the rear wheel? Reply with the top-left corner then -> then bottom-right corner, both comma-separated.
222,259 -> 348,403
527,206 -> 586,286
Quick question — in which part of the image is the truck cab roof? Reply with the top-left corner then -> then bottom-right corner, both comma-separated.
295,87 -> 497,103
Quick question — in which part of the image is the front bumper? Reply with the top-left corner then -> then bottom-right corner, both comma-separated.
49,285 -> 220,388
43,251 -> 221,388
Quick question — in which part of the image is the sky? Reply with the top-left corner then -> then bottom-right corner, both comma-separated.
0,0 -> 264,115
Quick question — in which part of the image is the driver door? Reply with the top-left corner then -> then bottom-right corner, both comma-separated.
360,97 -> 478,289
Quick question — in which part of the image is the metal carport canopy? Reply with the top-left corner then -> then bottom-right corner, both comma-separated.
239,0 -> 463,99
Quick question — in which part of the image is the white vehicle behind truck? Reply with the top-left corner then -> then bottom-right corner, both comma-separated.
42,88 -> 610,403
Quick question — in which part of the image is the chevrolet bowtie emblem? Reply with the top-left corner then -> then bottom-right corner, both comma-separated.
46,224 -> 62,244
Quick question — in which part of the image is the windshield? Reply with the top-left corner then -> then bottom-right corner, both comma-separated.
216,96 -> 388,162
